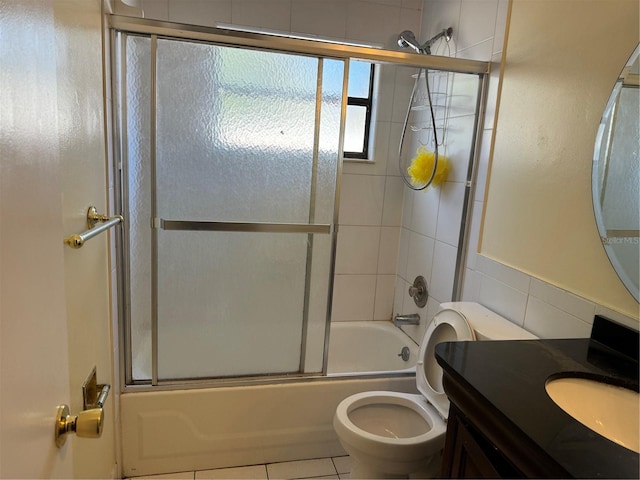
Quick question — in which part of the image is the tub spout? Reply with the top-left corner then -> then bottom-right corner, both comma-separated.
394,313 -> 420,326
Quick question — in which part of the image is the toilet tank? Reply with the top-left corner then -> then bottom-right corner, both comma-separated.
439,302 -> 538,341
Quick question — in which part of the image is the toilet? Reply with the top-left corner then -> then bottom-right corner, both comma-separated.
333,302 -> 537,479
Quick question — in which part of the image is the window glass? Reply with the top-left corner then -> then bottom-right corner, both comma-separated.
344,61 -> 374,159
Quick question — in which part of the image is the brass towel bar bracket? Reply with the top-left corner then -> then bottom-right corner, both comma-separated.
64,206 -> 124,249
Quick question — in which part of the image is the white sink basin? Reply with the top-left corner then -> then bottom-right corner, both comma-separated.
545,377 -> 640,453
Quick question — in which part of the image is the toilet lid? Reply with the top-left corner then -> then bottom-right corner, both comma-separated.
416,308 -> 475,419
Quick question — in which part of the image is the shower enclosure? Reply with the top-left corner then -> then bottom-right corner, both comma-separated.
111,16 -> 489,390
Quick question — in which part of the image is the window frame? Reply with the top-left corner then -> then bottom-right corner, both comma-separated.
343,62 -> 376,160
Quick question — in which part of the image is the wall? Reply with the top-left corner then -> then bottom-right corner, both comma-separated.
479,0 -> 639,324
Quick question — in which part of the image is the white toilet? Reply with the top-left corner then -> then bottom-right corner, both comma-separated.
333,302 -> 537,479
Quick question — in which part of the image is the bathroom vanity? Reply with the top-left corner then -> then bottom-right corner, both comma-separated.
435,317 -> 639,478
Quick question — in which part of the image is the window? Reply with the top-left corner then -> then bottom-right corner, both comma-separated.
343,60 -> 375,160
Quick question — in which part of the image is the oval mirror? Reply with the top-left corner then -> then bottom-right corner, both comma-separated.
592,44 -> 640,302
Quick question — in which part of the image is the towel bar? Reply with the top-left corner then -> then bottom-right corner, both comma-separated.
64,206 -> 123,249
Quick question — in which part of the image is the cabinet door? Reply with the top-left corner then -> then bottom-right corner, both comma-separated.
442,406 -> 506,479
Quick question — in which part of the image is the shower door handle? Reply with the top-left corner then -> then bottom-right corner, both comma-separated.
159,219 -> 331,234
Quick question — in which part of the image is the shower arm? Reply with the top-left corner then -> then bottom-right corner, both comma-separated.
422,28 -> 453,54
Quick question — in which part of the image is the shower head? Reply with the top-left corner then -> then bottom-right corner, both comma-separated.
397,30 -> 423,53
397,28 -> 453,55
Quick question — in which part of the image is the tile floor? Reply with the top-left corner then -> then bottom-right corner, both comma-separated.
130,456 -> 352,480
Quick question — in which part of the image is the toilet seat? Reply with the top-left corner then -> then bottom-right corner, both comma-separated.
416,308 -> 475,419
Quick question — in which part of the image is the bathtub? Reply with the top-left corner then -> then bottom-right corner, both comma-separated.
327,321 -> 419,375
120,321 -> 420,477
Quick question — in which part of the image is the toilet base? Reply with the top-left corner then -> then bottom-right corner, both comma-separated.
349,451 -> 441,479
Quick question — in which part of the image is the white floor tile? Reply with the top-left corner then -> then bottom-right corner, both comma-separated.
331,456 -> 351,475
130,473 -> 194,480
267,458 -> 337,479
195,464 -> 267,479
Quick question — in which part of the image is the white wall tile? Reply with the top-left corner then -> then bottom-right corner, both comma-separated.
378,226 -> 401,274
442,115 -> 475,184
291,0 -> 348,39
387,122 -> 404,176
465,200 -> 483,270
435,181 -> 465,247
338,174 -> 386,225
492,0 -> 509,55
375,64 -> 397,123
410,184 -> 439,237
231,0 -> 291,31
392,66 -> 418,123
456,38 -> 493,61
331,274 -> 377,321
524,297 -> 593,339
401,183 -> 414,228
476,271 -> 529,326
406,231 -> 435,285
476,255 -> 531,293
474,129 -> 492,202
335,226 -> 381,274
382,175 -> 405,225
460,267 -> 480,301
457,0 -> 498,52
346,0 -> 402,47
397,287 -> 430,344
142,0 -> 169,20
168,0 -> 231,26
367,0 -> 402,6
421,0 -> 461,49
370,120 -> 392,170
399,5 -> 423,42
529,278 -> 596,325
397,226 -> 411,279
394,276 -> 408,318
374,274 -> 396,320
429,240 -> 457,302
402,0 -> 422,10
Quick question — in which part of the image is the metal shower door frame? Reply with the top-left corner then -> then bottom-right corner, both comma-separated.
109,15 -> 490,392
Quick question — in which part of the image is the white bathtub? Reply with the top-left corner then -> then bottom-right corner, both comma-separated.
327,321 -> 419,375
120,321 -> 420,477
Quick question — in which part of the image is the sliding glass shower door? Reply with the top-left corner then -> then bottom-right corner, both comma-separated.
117,33 -> 344,383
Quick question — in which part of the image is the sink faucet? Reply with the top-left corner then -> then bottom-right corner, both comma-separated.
394,313 -> 420,326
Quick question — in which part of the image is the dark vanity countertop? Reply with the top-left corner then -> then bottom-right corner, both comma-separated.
435,338 -> 639,479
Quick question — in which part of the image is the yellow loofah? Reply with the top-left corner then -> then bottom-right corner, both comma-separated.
407,146 -> 449,187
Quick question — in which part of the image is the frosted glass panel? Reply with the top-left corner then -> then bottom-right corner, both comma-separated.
148,40 -> 343,379
118,31 -> 343,382
315,59 -> 343,224
344,105 -> 366,152
124,35 -> 152,381
157,231 -> 308,379
156,39 -> 321,223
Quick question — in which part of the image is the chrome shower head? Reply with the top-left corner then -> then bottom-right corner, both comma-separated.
397,28 -> 453,55
397,30 -> 423,53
